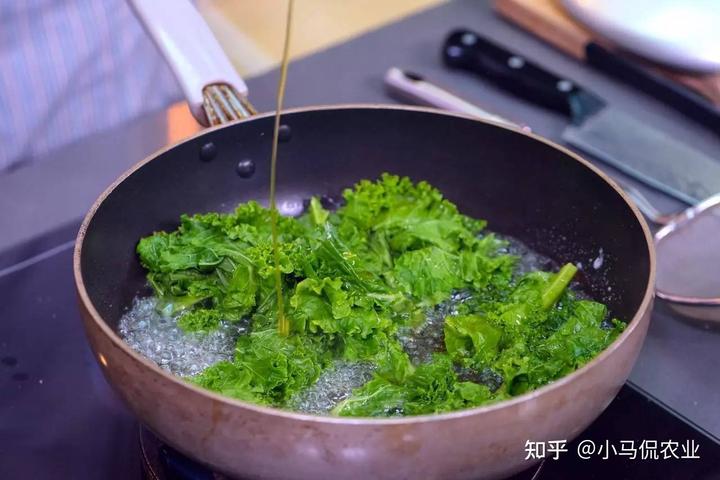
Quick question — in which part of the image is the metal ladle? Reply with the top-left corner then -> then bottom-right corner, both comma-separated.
385,67 -> 720,324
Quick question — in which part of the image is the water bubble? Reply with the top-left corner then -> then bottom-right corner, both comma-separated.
593,248 -> 605,270
118,297 -> 242,378
290,362 -> 375,415
497,234 -> 558,274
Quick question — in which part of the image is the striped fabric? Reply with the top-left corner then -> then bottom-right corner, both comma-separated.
0,0 -> 182,171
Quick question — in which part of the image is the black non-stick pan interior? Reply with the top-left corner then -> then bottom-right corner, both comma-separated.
80,107 -> 651,329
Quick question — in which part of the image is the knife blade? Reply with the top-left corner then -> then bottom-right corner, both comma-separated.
442,29 -> 720,204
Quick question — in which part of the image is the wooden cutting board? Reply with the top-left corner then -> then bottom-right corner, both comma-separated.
494,0 -> 720,106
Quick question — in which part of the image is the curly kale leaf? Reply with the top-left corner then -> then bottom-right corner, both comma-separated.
137,202 -> 308,323
444,314 -> 502,368
193,329 -> 331,404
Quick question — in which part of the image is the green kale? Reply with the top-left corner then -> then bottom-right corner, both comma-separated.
334,354 -> 493,416
193,329 -> 331,404
177,309 -> 222,333
444,314 -> 502,368
137,174 -> 624,415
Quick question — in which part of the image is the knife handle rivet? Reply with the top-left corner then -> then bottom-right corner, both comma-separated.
507,56 -> 525,69
556,80 -> 574,92
461,32 -> 477,46
446,45 -> 462,58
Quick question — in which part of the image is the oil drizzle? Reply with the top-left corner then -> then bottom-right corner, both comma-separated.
270,0 -> 294,337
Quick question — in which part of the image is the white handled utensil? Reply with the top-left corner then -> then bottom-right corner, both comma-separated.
129,0 -> 254,125
383,67 -> 529,131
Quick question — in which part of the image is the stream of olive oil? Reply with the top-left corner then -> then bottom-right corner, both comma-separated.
270,0 -> 294,337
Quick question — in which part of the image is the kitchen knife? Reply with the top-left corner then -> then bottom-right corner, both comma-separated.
442,29 -> 720,205
493,0 -> 720,133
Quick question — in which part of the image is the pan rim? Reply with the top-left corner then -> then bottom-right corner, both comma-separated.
73,103 -> 656,425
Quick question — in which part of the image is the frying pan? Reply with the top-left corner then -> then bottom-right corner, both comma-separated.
73,1 -> 655,478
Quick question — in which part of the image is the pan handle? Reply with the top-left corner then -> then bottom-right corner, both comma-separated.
129,0 -> 254,126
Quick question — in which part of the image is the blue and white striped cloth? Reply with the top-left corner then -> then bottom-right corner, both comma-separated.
0,0 -> 182,171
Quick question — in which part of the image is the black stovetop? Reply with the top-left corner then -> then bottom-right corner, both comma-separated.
2,225 -> 719,479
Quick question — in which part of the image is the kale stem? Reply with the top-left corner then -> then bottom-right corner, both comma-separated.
541,263 -> 577,310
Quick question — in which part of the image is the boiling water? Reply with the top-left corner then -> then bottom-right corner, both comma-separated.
496,233 -> 558,274
398,291 -> 472,365
118,297 -> 248,377
118,235 -> 569,413
289,362 -> 376,415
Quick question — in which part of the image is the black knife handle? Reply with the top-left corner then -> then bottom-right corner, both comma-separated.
443,29 -> 604,122
586,42 -> 720,133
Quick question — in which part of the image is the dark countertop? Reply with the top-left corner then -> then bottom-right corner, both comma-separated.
1,0 -> 719,477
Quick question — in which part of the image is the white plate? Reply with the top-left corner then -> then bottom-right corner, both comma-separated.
562,0 -> 720,73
